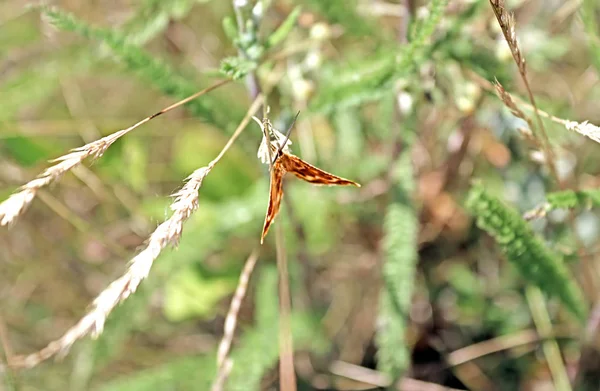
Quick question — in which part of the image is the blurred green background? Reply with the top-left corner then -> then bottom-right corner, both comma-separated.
1,0 -> 600,390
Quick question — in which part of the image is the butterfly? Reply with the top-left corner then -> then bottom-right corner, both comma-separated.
260,116 -> 360,244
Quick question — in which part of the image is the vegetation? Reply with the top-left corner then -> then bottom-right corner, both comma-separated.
1,0 -> 600,390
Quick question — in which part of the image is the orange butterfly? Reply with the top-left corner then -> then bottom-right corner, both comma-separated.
260,118 -> 360,244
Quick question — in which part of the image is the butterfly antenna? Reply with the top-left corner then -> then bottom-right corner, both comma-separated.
273,111 -> 300,162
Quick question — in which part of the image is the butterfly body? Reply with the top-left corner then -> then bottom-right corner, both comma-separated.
261,151 -> 360,243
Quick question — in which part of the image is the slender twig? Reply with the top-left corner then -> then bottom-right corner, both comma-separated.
210,358 -> 233,391
0,79 -> 231,226
447,328 -> 574,366
1,93 -> 263,370
492,78 -> 600,145
526,286 -> 572,391
276,223 -> 296,391
329,360 -> 466,391
489,0 -> 558,182
214,250 -> 260,386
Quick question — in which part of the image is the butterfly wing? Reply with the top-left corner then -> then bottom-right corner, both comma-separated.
281,153 -> 361,187
261,161 -> 286,244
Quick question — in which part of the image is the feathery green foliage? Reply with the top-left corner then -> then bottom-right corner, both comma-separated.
546,189 -> 600,210
123,0 -> 201,45
398,0 -> 449,74
581,0 -> 600,73
376,149 -> 418,378
310,55 -> 396,113
219,4 -> 300,80
310,0 -> 449,113
301,0 -> 375,37
39,6 -> 236,130
543,189 -> 600,213
466,182 -> 588,321
525,189 -> 600,220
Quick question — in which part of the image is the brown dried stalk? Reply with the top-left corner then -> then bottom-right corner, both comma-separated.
213,250 -> 260,389
276,224 -> 296,391
493,79 -> 600,145
493,80 -> 533,130
0,79 -> 231,227
2,93 -> 264,370
489,0 -> 558,181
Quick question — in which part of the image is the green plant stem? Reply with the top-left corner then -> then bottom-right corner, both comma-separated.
526,286 -> 572,391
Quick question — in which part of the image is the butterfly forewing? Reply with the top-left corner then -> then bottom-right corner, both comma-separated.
281,153 -> 361,187
261,160 -> 286,244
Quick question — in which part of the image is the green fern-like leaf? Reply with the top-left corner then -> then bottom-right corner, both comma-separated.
376,151 -> 418,379
466,183 -> 588,322
39,5 -> 237,130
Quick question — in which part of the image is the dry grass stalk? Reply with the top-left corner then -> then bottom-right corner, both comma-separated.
210,358 -> 233,391
493,80 -> 534,130
474,72 -> 600,146
0,79 -> 231,227
564,120 -> 600,144
1,93 -> 264,370
215,250 -> 259,368
488,0 -> 557,180
275,224 -> 297,391
7,166 -> 211,369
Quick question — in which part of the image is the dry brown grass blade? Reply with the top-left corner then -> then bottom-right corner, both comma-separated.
493,79 -> 600,145
214,250 -> 260,383
488,0 -> 557,181
1,93 -> 263,370
0,79 -> 231,227
471,71 -> 600,144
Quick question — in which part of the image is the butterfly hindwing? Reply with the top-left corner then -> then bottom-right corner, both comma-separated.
281,153 -> 360,187
261,160 -> 286,244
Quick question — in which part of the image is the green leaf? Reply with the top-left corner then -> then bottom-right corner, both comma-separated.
219,56 -> 257,80
163,266 -> 238,321
265,6 -> 302,49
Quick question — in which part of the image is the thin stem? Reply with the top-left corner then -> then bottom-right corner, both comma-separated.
276,223 -> 296,391
526,286 -> 572,391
